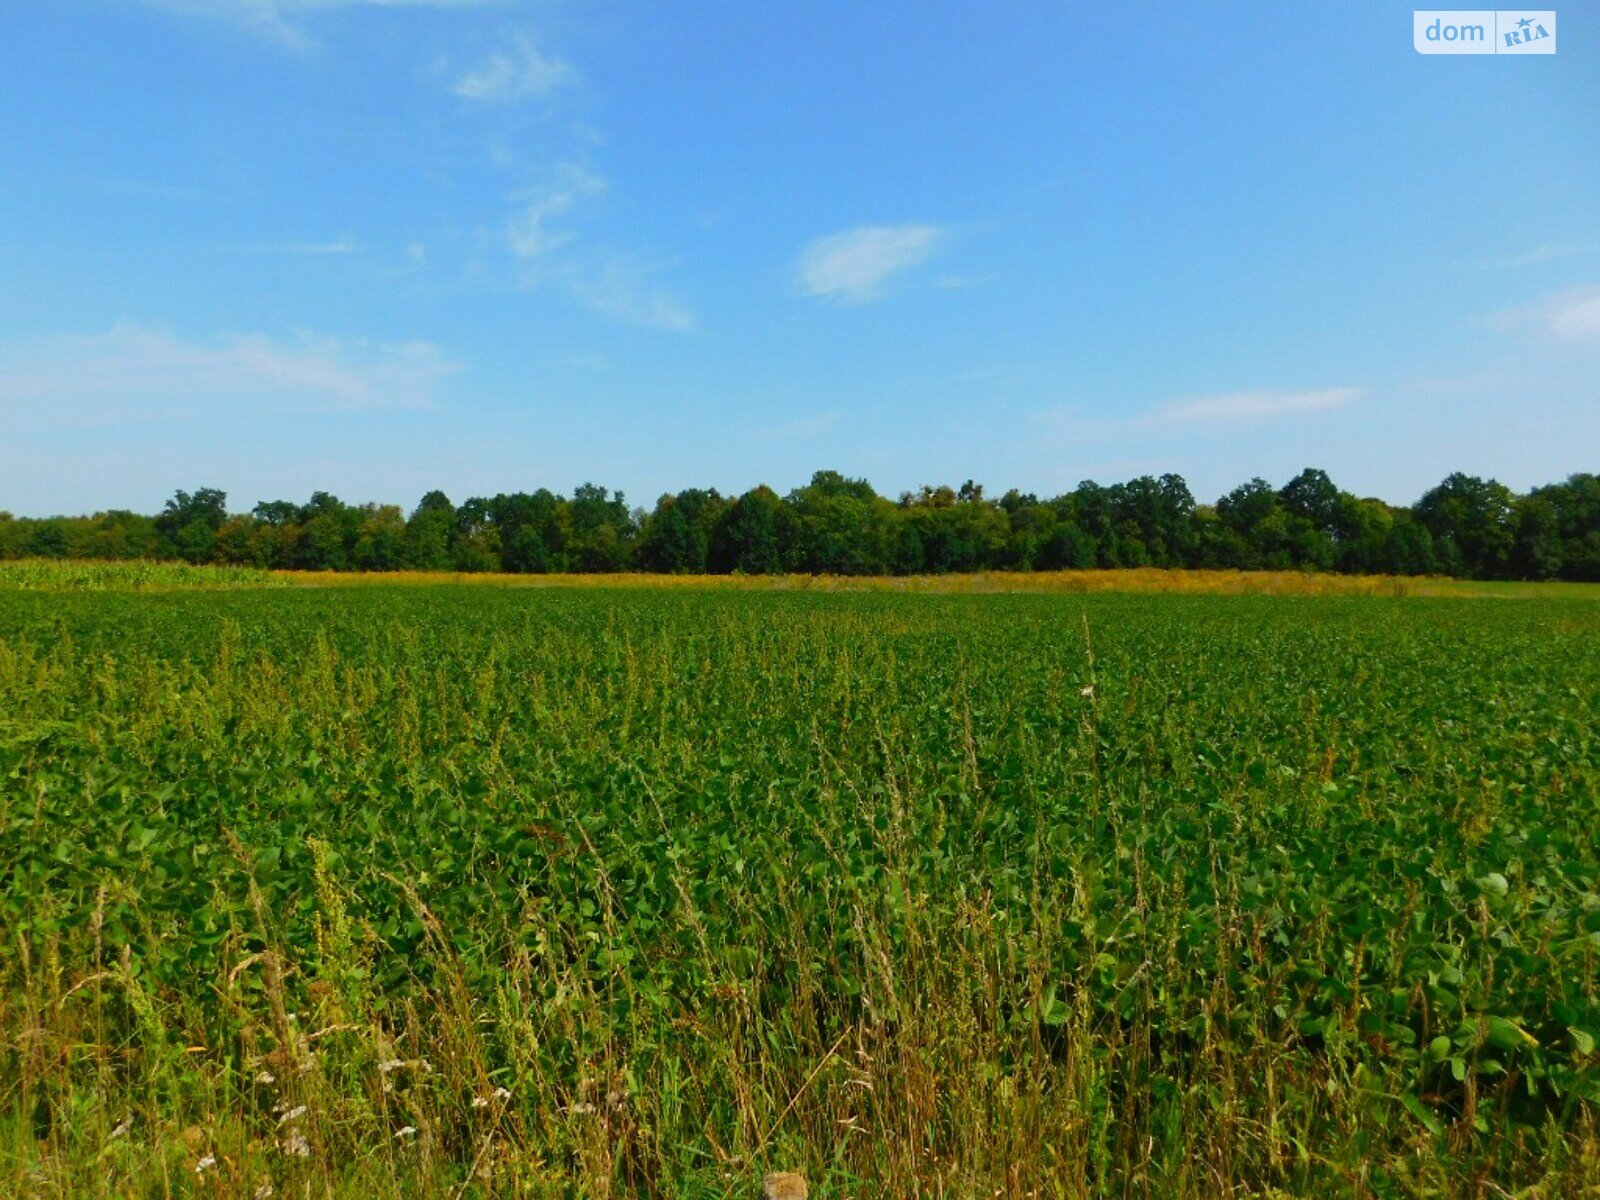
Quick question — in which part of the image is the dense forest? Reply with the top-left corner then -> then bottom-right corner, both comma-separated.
3,468 -> 1598,580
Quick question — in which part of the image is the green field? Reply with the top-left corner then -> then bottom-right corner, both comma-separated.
2,578 -> 1599,1197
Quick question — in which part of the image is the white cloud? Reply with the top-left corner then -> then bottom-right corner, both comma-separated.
1144,388 -> 1360,426
507,165 -> 606,264
288,239 -> 358,254
142,0 -> 497,14
1492,243 -> 1593,269
505,168 -> 695,333
1548,293 -> 1600,339
0,324 -> 456,426
456,35 -> 574,102
1509,286 -> 1600,340
749,410 -> 842,443
234,238 -> 359,255
934,272 -> 996,291
137,0 -> 496,47
798,224 -> 945,303
568,259 -> 698,333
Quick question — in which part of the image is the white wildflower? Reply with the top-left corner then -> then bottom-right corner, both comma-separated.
195,1154 -> 217,1174
276,1105 -> 307,1126
254,1185 -> 275,1200
471,1096 -> 490,1109
282,1129 -> 311,1158
109,1118 -> 132,1140
378,1057 -> 433,1075
254,1070 -> 276,1085
394,1125 -> 418,1140
493,1086 -> 512,1101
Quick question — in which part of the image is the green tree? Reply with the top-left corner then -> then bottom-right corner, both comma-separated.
1384,515 -> 1437,576
567,483 -> 635,572
404,491 -> 457,571
157,487 -> 228,563
1525,474 -> 1600,581
1332,495 -> 1397,574
353,505 -> 408,571
1216,478 -> 1280,568
900,484 -> 1007,573
638,496 -> 696,573
1414,473 -> 1517,579
84,511 -> 161,561
638,489 -> 724,574
786,471 -> 895,574
484,490 -> 564,572
1107,474 -> 1196,567
291,493 -> 357,571
710,486 -> 787,574
450,498 -> 501,572
1279,468 -> 1342,535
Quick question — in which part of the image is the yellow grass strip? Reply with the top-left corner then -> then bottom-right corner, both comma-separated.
279,567 -> 1600,599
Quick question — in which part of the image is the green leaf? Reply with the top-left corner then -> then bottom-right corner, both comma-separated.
1484,1016 -> 1538,1052
1400,1093 -> 1444,1137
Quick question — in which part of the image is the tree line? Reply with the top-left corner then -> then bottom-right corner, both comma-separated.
2,468 -> 1598,580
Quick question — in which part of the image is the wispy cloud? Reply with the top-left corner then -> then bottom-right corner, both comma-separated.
798,224 -> 945,303
456,34 -> 574,102
104,178 -> 224,204
232,238 -> 360,255
1498,285 -> 1600,341
507,165 -> 606,263
749,410 -> 842,443
505,167 -> 696,333
137,0 -> 496,47
567,258 -> 698,333
1492,243 -> 1593,269
934,272 -> 996,291
1142,388 -> 1360,426
1029,404 -> 1109,434
1545,289 -> 1600,339
0,324 -> 456,425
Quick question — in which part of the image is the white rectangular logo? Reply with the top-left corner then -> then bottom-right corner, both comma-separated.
1414,10 -> 1556,53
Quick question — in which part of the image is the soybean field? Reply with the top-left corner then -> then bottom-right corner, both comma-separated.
2,579 -> 1598,1198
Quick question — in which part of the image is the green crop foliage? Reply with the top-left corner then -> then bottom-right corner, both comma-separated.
0,559 -> 285,592
0,583 -> 1597,1198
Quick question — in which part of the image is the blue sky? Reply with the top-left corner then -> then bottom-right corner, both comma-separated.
1,1 -> 1596,516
